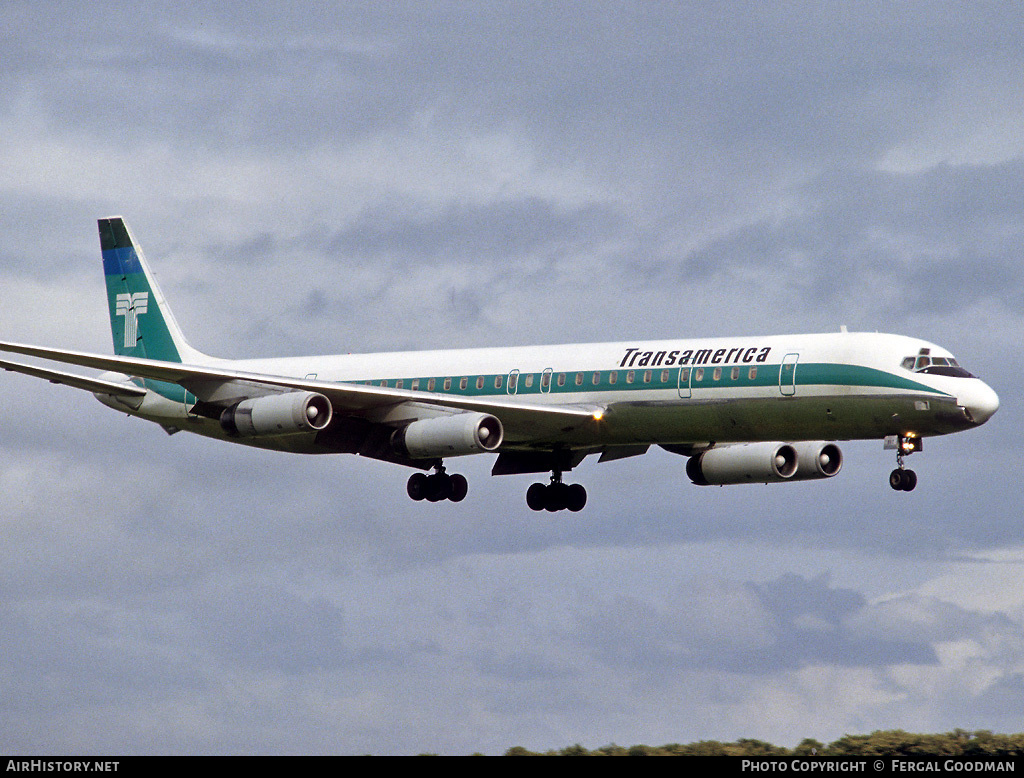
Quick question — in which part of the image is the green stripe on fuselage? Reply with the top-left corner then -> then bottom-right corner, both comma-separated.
349,362 -> 948,399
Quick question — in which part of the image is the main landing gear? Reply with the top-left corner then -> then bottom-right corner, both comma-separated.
526,472 -> 587,513
888,434 -> 922,492
407,465 -> 468,503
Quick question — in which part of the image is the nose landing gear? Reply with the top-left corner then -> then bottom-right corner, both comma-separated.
887,434 -> 922,492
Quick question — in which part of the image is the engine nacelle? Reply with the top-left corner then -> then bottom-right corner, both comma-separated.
686,442 -> 798,485
392,413 -> 503,459
220,392 -> 333,437
790,441 -> 843,480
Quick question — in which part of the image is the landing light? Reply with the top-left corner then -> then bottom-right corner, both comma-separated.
592,409 -> 605,421
900,434 -> 922,454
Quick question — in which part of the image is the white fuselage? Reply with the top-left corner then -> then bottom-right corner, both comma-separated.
109,330 -> 998,454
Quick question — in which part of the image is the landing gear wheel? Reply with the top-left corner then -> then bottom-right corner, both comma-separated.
407,472 -> 429,501
544,483 -> 566,512
448,473 -> 468,502
566,483 -> 587,512
407,470 -> 469,502
525,480 -> 588,512
527,483 -> 547,511
889,468 -> 918,491
426,473 -> 452,502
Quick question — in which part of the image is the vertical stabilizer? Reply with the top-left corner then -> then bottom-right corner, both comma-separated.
99,217 -> 206,364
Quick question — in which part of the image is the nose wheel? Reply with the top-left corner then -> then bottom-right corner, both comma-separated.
526,472 -> 587,512
887,435 -> 921,492
407,466 -> 468,503
889,467 -> 917,491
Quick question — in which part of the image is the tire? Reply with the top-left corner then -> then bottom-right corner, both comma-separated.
566,483 -> 587,512
901,469 -> 917,491
407,472 -> 429,500
526,483 -> 547,511
448,474 -> 468,502
545,483 -> 566,512
889,469 -> 904,491
426,474 -> 451,502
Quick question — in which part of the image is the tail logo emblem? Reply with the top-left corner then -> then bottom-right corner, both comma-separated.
115,292 -> 149,349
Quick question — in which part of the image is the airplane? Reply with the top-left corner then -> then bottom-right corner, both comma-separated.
0,217 -> 1000,511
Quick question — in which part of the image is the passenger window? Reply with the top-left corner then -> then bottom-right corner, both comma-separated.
540,372 -> 550,389
508,373 -> 518,390
524,374 -> 534,388
495,375 -> 503,389
713,367 -> 722,381
695,368 -> 704,382
459,377 -> 467,390
609,371 -> 618,385
748,367 -> 757,380
643,370 -> 652,383
592,372 -> 600,385
626,370 -> 635,384
660,369 -> 669,383
443,378 -> 451,391
730,367 -> 739,381
575,372 -> 584,386
476,376 -> 484,390
411,379 -> 419,391
396,379 -> 404,389
557,373 -> 565,387
681,368 -> 690,382
427,378 -> 436,391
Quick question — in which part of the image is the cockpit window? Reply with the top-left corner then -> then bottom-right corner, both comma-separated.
901,349 -> 975,378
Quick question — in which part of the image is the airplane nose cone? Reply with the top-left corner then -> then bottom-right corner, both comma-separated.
963,382 -> 999,424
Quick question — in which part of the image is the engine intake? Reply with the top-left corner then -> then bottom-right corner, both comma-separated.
392,413 -> 503,459
220,391 -> 333,437
687,442 -> 798,485
790,441 -> 843,480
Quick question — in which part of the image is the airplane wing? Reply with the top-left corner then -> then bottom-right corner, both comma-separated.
0,340 -> 601,442
0,357 -> 147,398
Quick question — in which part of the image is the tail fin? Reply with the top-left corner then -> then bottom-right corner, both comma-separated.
99,217 -> 206,364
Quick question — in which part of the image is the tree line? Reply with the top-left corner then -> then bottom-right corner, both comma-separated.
499,729 -> 1024,756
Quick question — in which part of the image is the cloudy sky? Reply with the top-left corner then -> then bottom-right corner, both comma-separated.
1,1 -> 1022,755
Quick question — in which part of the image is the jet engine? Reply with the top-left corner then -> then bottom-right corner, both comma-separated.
220,391 -> 333,436
686,442 -> 798,485
790,441 -> 843,480
392,413 -> 503,459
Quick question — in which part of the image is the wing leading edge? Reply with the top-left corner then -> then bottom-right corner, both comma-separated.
0,340 -> 602,442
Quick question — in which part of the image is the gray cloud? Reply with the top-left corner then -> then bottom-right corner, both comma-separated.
575,573 -> 938,676
1,0 -> 1022,755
